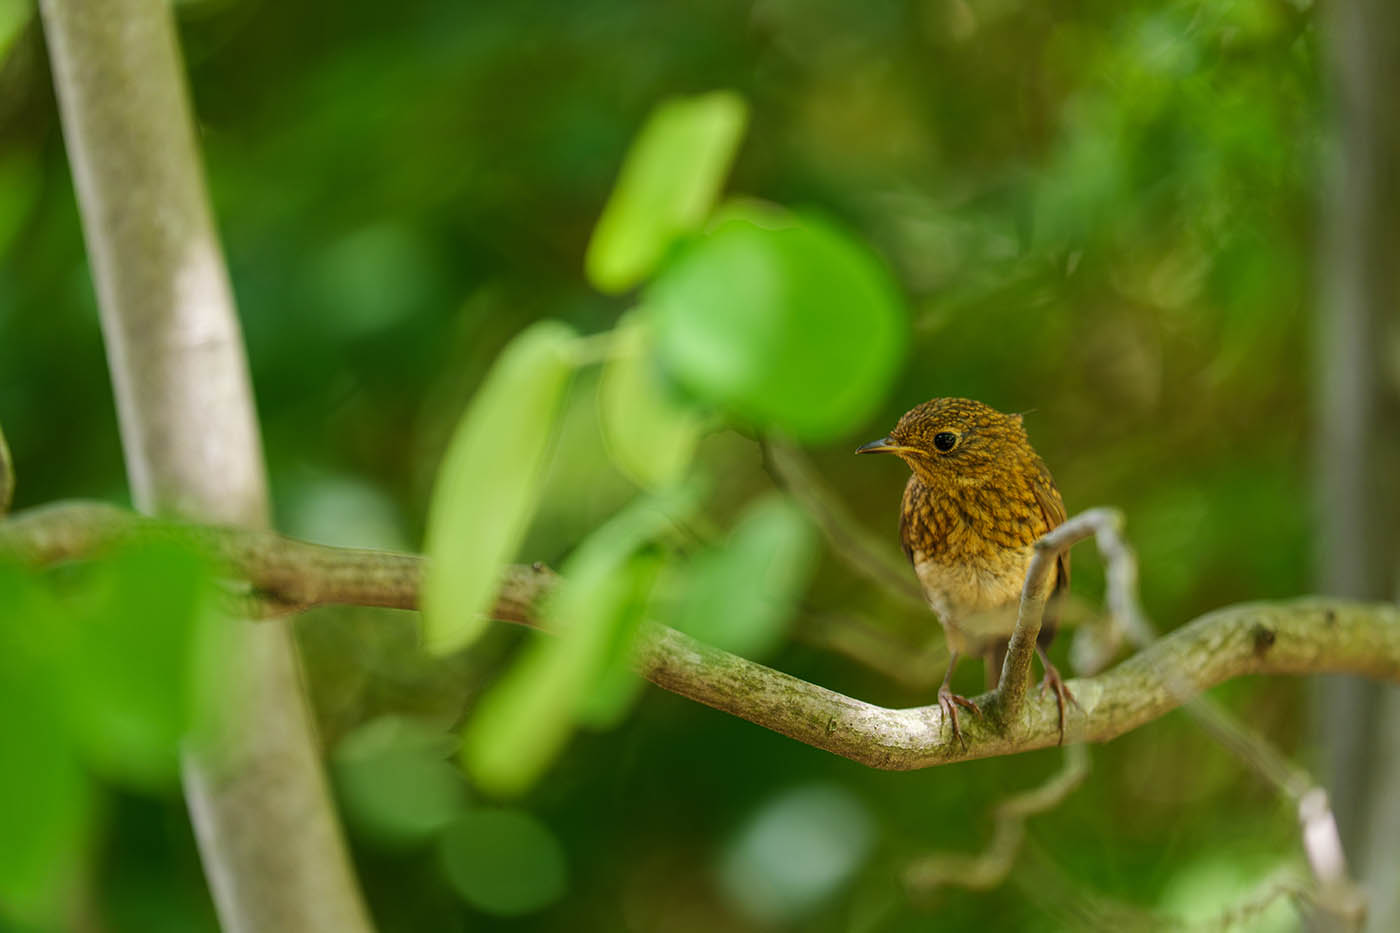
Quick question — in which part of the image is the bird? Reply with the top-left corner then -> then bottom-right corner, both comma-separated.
857,397 -> 1074,745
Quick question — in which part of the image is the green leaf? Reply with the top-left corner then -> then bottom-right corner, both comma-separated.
649,211 -> 907,442
438,809 -> 568,916
0,0 -> 33,68
461,491 -> 689,795
422,320 -> 578,655
597,313 -> 705,489
667,495 -> 817,658
65,542 -> 215,789
585,91 -> 748,294
332,716 -> 468,848
573,549 -> 663,729
0,565 -> 92,926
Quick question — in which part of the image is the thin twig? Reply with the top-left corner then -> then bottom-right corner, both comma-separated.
760,438 -> 925,606
996,508 -> 1111,718
0,422 -> 12,517
797,611 -> 947,690
1073,508 -> 1367,929
904,744 -> 1090,892
6,501 -> 1400,771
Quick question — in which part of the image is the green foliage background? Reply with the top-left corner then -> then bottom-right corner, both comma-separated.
0,0 -> 1321,929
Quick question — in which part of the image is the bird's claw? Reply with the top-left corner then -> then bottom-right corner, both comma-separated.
1037,661 -> 1080,745
937,687 -> 981,750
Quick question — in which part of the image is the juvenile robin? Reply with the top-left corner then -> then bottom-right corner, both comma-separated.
857,397 -> 1073,744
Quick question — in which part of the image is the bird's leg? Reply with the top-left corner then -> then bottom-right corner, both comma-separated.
937,651 -> 981,749
1035,644 -> 1081,745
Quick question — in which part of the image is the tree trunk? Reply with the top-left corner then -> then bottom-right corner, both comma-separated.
1315,0 -> 1400,929
38,2 -> 374,930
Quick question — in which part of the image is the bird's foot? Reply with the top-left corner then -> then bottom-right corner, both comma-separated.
937,686 -> 982,750
1036,656 -> 1081,745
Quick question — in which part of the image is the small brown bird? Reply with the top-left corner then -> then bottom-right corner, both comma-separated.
858,397 -> 1073,744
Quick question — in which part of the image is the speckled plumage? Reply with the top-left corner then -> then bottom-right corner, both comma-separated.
892,399 -> 1068,654
858,397 -> 1073,742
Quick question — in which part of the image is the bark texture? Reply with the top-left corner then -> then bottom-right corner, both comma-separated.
1316,1 -> 1400,928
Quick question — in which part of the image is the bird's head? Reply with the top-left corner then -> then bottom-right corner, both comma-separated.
856,397 -> 1032,488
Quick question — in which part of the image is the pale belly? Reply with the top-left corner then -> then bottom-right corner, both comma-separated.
913,545 -> 1035,655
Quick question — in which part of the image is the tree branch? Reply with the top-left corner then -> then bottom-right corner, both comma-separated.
6,500 -> 1400,771
996,509 -> 1107,718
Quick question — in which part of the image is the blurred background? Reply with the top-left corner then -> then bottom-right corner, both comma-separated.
2,0 -> 1397,930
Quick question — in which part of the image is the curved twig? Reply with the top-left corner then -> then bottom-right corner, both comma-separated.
904,744 -> 1090,892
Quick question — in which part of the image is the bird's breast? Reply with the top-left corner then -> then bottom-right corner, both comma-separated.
911,547 -> 1034,649
900,475 -> 1051,650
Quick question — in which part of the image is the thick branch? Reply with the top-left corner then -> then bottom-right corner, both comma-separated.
6,501 -> 1400,770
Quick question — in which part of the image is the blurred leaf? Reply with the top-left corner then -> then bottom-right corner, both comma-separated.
574,549 -> 663,729
422,320 -> 578,655
438,808 -> 568,916
718,783 -> 874,925
650,212 -> 906,442
597,313 -> 705,489
305,223 -> 440,338
0,0 -> 31,67
66,542 -> 216,789
0,565 -> 91,926
667,494 -> 817,658
462,490 -> 690,795
333,716 -> 468,847
585,90 -> 748,294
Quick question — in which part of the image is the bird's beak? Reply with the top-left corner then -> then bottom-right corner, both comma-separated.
856,437 -> 907,455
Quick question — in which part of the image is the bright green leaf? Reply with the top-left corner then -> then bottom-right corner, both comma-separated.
667,495 -> 817,658
438,809 -> 568,916
0,565 -> 92,926
585,91 -> 748,294
649,212 -> 907,442
64,542 -> 215,789
574,549 -> 663,729
597,313 -> 705,489
461,490 -> 689,795
422,320 -> 578,655
333,716 -> 468,847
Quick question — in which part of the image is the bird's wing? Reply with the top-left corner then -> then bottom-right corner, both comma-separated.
1030,459 -> 1070,595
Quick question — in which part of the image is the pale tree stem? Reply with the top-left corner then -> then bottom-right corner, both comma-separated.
1316,1 -> 1400,930
37,3 -> 372,931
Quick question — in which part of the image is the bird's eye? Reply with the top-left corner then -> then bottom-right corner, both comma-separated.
933,432 -> 958,452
